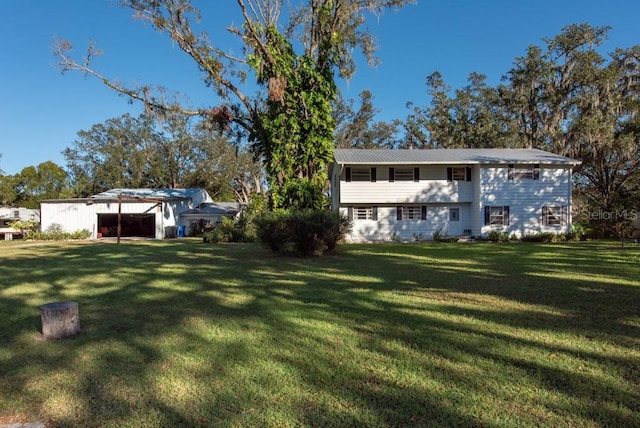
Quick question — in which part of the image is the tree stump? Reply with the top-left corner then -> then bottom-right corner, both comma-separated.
40,301 -> 80,340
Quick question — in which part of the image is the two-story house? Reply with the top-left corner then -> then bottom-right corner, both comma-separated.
330,148 -> 581,242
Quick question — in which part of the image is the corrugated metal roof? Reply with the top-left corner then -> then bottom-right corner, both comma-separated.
90,188 -> 203,200
334,148 -> 581,165
180,202 -> 240,216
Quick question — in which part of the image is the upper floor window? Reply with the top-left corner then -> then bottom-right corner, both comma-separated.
389,167 -> 420,182
447,167 -> 471,182
484,206 -> 510,226
346,167 -> 376,182
542,206 -> 567,226
508,164 -> 540,180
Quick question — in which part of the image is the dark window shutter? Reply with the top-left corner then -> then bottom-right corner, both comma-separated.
562,206 -> 568,225
421,206 -> 427,220
542,206 -> 548,226
508,164 -> 514,180
396,206 -> 403,221
484,206 -> 490,225
533,164 -> 540,180
347,207 -> 353,220
504,206 -> 510,226
466,167 -> 472,181
414,167 -> 420,182
371,168 -> 377,182
372,206 -> 378,220
389,167 -> 395,182
346,167 -> 352,182
447,167 -> 453,182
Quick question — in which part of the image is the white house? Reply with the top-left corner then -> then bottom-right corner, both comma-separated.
330,148 -> 582,242
40,188 -> 237,239
0,206 -> 40,239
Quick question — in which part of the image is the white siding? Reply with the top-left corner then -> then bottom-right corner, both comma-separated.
41,201 -> 167,238
341,204 -> 471,242
470,165 -> 482,236
339,165 -> 473,204
40,201 -> 187,239
478,165 -> 573,237
333,160 -> 576,242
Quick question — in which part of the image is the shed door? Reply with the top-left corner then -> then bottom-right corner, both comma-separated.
97,214 -> 155,238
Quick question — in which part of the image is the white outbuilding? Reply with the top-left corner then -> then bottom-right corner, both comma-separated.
40,188 -> 239,239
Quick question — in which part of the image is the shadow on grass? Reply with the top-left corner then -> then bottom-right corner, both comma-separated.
0,240 -> 638,426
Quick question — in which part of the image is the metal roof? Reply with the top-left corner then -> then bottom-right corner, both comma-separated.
180,202 -> 240,216
334,148 -> 581,165
90,188 -> 204,200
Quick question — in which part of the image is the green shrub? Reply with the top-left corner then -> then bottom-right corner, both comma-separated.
487,230 -> 510,242
256,209 -> 351,256
201,195 -> 268,244
188,219 -> 210,237
203,217 -> 238,243
27,223 -> 90,241
572,223 -> 587,241
7,220 -> 39,238
521,232 -> 570,243
432,228 -> 445,242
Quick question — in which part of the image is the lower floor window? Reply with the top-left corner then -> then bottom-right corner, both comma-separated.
484,206 -> 510,226
355,207 -> 373,220
350,206 -> 378,221
542,206 -> 567,226
397,205 -> 427,220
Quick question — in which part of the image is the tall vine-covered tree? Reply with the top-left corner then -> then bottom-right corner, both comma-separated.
55,0 -> 415,209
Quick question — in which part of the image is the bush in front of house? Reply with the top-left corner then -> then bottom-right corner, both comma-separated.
26,223 -> 91,241
202,194 -> 268,244
486,230 -> 510,242
7,220 -> 39,239
202,217 -> 245,243
256,209 -> 351,256
188,219 -> 210,237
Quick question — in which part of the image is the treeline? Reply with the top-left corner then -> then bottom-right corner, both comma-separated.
0,114 -> 263,208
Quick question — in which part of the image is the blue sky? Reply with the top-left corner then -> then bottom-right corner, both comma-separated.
1,0 -> 639,175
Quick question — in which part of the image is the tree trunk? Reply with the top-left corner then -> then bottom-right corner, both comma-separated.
40,301 -> 80,340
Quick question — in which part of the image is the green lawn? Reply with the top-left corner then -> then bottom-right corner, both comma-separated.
0,240 -> 638,427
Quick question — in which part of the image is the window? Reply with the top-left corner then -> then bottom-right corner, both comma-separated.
348,168 -> 372,182
542,206 -> 567,226
389,167 -> 419,182
449,208 -> 460,222
447,167 -> 472,182
13,210 -> 19,218
452,168 -> 466,181
508,164 -> 540,180
484,206 -> 510,226
348,206 -> 378,221
397,206 -> 427,220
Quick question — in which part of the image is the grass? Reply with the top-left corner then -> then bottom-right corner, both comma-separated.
0,239 -> 638,427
